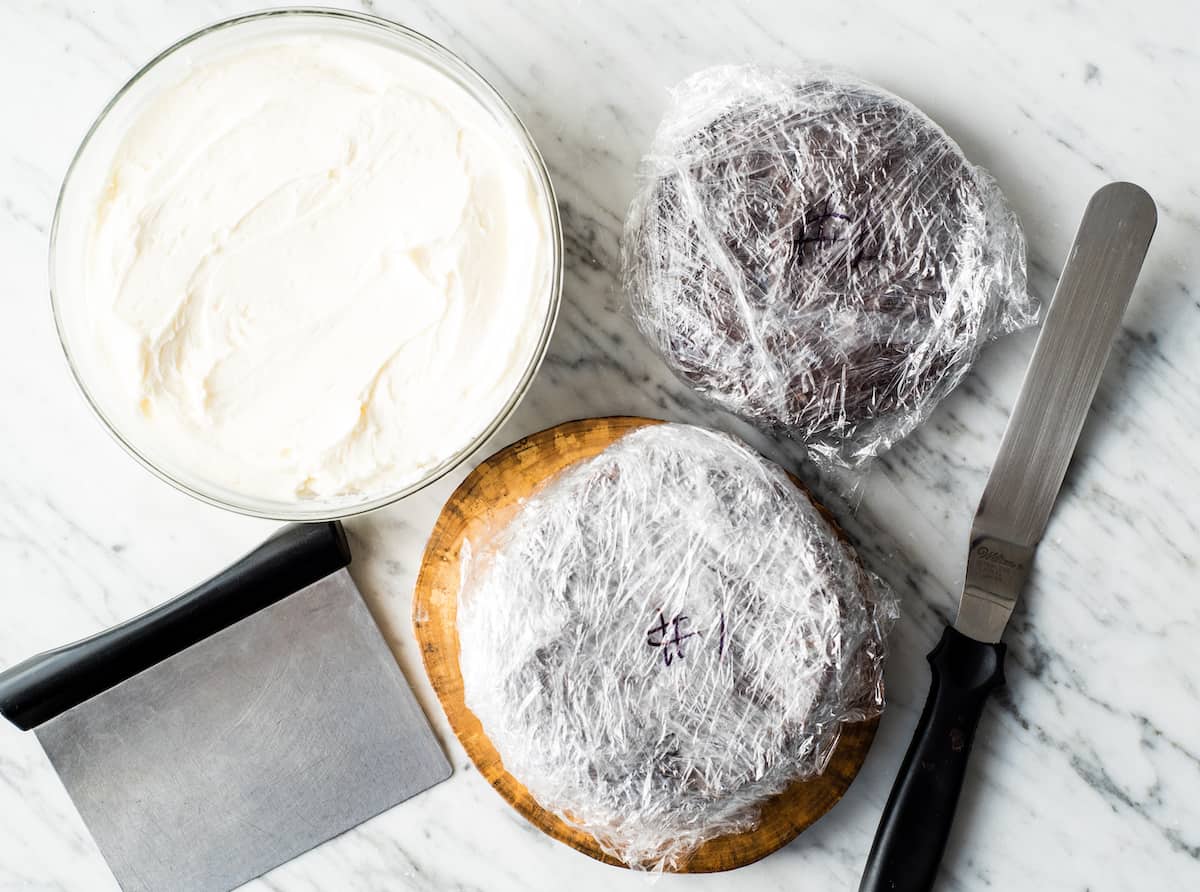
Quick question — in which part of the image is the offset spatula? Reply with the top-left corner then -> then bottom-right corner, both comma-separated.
0,521 -> 451,892
859,182 -> 1157,891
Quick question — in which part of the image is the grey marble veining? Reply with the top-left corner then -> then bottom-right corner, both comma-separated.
1,1 -> 1198,889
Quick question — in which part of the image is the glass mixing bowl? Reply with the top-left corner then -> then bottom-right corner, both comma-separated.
49,8 -> 562,521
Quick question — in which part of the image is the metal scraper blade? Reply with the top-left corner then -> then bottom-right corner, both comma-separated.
34,568 -> 450,892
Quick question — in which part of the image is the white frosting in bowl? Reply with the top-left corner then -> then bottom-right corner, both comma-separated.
54,20 -> 556,511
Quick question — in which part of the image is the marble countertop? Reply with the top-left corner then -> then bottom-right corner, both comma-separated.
2,1 -> 1198,889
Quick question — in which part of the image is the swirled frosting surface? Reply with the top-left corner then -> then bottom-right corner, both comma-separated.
80,33 -> 553,502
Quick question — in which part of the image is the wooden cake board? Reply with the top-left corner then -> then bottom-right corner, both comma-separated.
413,416 -> 879,873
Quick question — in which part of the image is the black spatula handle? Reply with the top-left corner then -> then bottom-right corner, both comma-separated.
859,626 -> 1006,892
0,521 -> 350,731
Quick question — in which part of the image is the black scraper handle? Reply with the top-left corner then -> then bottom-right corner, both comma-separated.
858,626 -> 1006,892
0,521 -> 350,731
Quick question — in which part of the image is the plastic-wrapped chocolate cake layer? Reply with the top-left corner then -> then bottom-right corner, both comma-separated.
624,66 -> 1034,471
457,423 -> 898,870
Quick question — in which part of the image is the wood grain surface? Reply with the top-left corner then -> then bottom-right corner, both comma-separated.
412,416 -> 879,873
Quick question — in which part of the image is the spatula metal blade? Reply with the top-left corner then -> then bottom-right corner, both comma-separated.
956,182 -> 1157,643
35,568 -> 450,892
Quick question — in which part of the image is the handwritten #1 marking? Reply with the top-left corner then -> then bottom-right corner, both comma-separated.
645,609 -> 726,667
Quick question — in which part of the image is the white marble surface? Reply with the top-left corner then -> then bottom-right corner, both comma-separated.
2,1 -> 1199,889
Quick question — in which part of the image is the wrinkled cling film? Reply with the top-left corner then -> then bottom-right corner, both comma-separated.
623,66 -> 1034,473
458,424 -> 898,870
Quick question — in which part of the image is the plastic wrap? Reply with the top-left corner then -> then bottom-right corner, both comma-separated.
623,66 -> 1034,471
457,423 -> 898,871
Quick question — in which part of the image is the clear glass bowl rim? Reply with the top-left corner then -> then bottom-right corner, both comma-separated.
48,6 -> 564,522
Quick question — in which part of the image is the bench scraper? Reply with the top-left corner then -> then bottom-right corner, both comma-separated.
0,521 -> 451,892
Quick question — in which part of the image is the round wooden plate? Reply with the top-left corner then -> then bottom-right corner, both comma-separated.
413,416 -> 879,872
